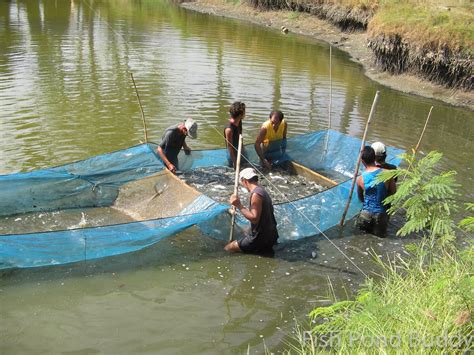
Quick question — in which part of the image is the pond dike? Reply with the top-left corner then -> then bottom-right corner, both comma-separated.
248,0 -> 473,91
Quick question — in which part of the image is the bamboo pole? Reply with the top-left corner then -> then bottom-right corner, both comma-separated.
329,45 -> 332,130
414,106 -> 433,154
324,45 -> 332,154
339,90 -> 380,227
130,72 -> 149,143
229,134 -> 243,242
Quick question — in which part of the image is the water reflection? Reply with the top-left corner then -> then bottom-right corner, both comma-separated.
1,1 -> 472,178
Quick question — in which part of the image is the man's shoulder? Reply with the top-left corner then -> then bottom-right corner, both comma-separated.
381,162 -> 397,170
261,120 -> 271,129
251,186 -> 270,200
160,124 -> 181,145
166,123 -> 180,131
164,124 -> 181,136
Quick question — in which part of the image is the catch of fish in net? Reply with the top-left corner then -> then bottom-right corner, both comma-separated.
179,163 -> 325,205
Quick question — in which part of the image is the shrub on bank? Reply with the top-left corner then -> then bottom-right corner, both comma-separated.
367,1 -> 473,90
245,0 -> 473,89
287,151 -> 473,353
290,245 -> 473,353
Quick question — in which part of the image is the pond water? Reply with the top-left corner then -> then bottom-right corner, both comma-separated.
0,0 -> 472,353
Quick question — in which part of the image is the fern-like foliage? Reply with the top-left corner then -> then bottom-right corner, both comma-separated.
376,151 -> 460,245
459,203 -> 474,232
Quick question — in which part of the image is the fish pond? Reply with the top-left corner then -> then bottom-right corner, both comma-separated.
0,0 -> 472,353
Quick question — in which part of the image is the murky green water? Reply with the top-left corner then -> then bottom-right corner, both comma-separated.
0,0 -> 472,353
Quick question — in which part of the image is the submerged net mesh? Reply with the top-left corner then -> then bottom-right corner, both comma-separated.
112,170 -> 203,220
0,130 -> 403,269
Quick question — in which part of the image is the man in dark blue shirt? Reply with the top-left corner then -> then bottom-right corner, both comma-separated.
157,118 -> 197,174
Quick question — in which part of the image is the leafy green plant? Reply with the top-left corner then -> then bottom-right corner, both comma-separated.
286,151 -> 473,354
295,245 -> 473,353
376,151 -> 459,246
459,203 -> 474,232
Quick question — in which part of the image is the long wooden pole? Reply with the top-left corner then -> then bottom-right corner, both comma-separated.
339,90 -> 380,227
130,72 -> 149,143
324,45 -> 332,154
328,45 -> 332,130
229,134 -> 243,242
414,106 -> 433,154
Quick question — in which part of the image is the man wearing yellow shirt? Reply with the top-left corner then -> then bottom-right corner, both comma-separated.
254,110 -> 287,170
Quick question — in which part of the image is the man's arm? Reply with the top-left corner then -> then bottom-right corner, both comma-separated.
230,193 -> 262,225
254,127 -> 271,169
386,177 -> 396,196
225,127 -> 236,168
157,145 -> 176,173
281,121 -> 288,154
356,176 -> 365,203
182,140 -> 191,155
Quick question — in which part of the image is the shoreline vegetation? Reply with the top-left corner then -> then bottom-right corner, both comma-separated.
291,244 -> 473,353
181,0 -> 474,110
290,151 -> 473,353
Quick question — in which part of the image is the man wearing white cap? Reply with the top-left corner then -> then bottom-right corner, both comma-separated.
356,146 -> 396,237
371,141 -> 397,171
225,167 -> 279,254
157,118 -> 197,174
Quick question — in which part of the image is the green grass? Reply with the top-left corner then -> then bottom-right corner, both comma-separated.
289,245 -> 473,353
285,151 -> 474,353
369,0 -> 474,52
257,0 -> 473,52
226,0 -> 242,5
288,10 -> 301,20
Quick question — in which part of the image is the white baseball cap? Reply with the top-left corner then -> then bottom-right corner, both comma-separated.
239,167 -> 257,181
371,141 -> 386,156
185,118 -> 198,139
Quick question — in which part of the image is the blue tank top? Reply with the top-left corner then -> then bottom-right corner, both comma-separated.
362,169 -> 388,214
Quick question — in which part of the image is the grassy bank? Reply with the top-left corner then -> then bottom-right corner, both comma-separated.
249,0 -> 473,50
246,0 -> 473,89
368,0 -> 473,52
291,245 -> 473,353
287,151 -> 473,353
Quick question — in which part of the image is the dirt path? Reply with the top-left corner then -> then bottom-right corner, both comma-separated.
182,0 -> 473,110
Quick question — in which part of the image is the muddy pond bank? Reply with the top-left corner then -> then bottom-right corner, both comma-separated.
181,0 -> 474,110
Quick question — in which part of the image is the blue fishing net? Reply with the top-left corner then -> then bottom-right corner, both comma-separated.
0,130 -> 403,269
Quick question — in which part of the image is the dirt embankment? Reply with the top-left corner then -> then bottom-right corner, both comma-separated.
181,0 -> 474,110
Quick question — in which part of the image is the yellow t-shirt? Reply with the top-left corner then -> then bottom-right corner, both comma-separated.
262,119 -> 286,148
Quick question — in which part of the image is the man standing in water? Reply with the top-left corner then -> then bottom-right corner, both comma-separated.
225,168 -> 279,254
356,146 -> 396,237
254,110 -> 287,170
224,101 -> 246,169
156,118 -> 198,174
